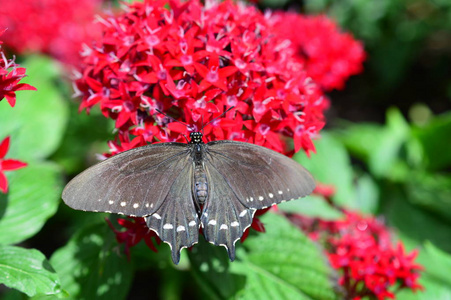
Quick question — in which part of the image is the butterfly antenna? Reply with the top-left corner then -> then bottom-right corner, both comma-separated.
202,106 -> 235,130
155,108 -> 192,130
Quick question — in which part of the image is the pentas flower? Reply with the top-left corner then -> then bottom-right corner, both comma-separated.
0,0 -> 103,66
74,0 -> 328,157
270,13 -> 366,91
288,210 -> 423,299
0,136 -> 28,193
0,36 -> 37,107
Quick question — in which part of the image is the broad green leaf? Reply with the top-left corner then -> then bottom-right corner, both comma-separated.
230,213 -> 340,300
384,188 -> 451,252
406,172 -> 451,221
50,224 -> 133,300
189,239 -> 246,299
336,123 -> 384,163
294,132 -> 355,208
278,195 -> 343,220
0,245 -> 62,297
0,162 -> 63,244
354,173 -> 379,214
413,111 -> 451,171
369,107 -> 410,179
0,55 -> 68,161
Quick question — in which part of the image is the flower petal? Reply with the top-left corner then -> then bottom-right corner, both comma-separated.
0,136 -> 10,159
0,172 -> 8,193
1,159 -> 28,171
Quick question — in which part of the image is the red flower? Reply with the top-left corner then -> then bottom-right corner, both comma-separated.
106,217 -> 160,260
270,13 -> 366,91
0,0 -> 103,66
0,40 -> 37,107
75,0 -> 328,157
0,136 -> 28,193
288,210 -> 424,299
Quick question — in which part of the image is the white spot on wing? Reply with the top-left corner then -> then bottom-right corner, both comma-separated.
163,223 -> 173,229
120,202 -> 126,207
98,199 -> 102,202
189,220 -> 196,227
250,197 -> 254,202
177,225 -> 186,232
239,210 -> 247,217
153,213 -> 161,219
231,221 -> 239,227
108,200 -> 114,205
133,203 -> 139,208
258,196 -> 264,201
145,203 -> 149,208
208,220 -> 217,226
278,190 -> 283,195
220,224 -> 228,230
269,193 -> 274,198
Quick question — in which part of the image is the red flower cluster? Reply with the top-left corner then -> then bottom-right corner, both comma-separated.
1,33 -> 37,107
74,0 -> 329,157
0,0 -> 103,66
0,136 -> 28,193
289,211 -> 423,299
270,13 -> 366,91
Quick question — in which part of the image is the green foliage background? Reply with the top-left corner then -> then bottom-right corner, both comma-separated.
0,0 -> 450,299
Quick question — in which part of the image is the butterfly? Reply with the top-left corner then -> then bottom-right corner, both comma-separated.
62,130 -> 315,264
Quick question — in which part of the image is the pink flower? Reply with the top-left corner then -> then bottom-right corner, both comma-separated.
0,136 -> 28,193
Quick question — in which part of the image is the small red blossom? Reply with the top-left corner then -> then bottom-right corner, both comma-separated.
0,136 -> 28,193
106,217 -> 161,260
0,0 -> 103,66
270,13 -> 366,91
0,39 -> 37,107
288,210 -> 424,299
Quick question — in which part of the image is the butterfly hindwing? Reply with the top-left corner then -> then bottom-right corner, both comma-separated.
146,161 -> 199,264
201,161 -> 256,261
62,143 -> 190,217
205,141 -> 315,210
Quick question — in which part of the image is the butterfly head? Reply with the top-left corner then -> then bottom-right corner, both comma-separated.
189,132 -> 204,144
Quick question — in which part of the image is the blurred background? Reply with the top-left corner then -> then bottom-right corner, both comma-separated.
0,0 -> 450,299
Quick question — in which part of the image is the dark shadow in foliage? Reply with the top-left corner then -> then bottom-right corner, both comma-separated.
188,237 -> 246,300
0,192 -> 7,220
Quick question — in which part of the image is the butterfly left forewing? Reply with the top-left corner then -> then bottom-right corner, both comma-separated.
205,141 -> 315,210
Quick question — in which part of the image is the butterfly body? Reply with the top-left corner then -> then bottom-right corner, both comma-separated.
62,132 -> 315,264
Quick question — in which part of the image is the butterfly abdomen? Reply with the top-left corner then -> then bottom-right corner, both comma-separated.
193,164 -> 208,205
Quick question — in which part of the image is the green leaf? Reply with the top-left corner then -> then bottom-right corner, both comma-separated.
336,123 -> 384,164
231,213 -> 340,300
0,55 -> 68,161
368,107 -> 411,179
0,245 -> 63,297
413,111 -> 451,171
0,162 -> 63,244
406,171 -> 451,221
50,224 -> 133,300
354,173 -> 379,214
294,132 -> 355,208
277,195 -> 343,220
189,239 -> 246,299
384,188 -> 451,252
